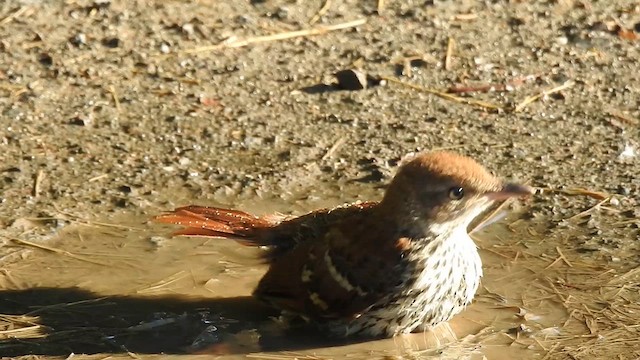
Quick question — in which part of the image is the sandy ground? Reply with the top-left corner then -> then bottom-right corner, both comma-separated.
1,0 -> 640,359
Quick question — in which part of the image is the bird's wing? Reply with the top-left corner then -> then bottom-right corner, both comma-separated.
254,202 -> 408,320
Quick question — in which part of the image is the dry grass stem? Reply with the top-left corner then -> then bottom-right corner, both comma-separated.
555,247 -> 572,267
535,187 -> 609,200
608,267 -> 640,285
544,256 -> 563,270
452,13 -> 478,21
107,85 -> 121,112
88,174 -> 109,182
525,257 -> 640,359
445,37 -> 455,70
514,80 -> 574,112
321,137 -> 346,160
447,74 -> 539,94
540,342 -> 561,360
567,197 -> 610,221
184,19 -> 366,54
26,297 -> 109,316
607,110 -> 639,125
0,6 -> 31,26
137,271 -> 189,294
32,169 -> 45,198
480,247 -> 512,259
0,269 -> 22,288
0,314 -> 46,340
52,204 -> 143,230
4,236 -> 111,266
308,0 -> 332,25
611,219 -> 639,227
246,353 -> 327,359
381,76 -> 503,112
545,247 -> 572,269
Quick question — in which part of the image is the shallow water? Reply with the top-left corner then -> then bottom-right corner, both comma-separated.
0,197 -> 637,360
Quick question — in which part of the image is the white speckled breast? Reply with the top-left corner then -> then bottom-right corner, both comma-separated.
330,226 -> 482,337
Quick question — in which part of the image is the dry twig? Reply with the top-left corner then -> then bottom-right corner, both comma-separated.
4,236 -> 111,266
445,37 -> 455,71
88,173 -> 109,182
447,74 -> 539,94
137,271 -> 189,293
380,76 -> 503,112
0,6 -> 30,26
26,297 -> 109,316
184,19 -> 366,54
321,137 -> 346,160
0,314 -> 46,340
514,81 -> 574,112
309,0 -> 332,25
545,247 -> 573,269
108,85 -> 121,112
451,13 -> 478,21
52,204 -> 143,230
607,110 -> 639,126
535,187 -> 609,200
33,169 -> 44,197
567,197 -> 610,221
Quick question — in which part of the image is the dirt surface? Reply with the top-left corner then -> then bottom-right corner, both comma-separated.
1,0 -> 640,359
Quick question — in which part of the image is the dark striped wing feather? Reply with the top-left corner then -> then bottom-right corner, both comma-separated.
255,202 -> 409,320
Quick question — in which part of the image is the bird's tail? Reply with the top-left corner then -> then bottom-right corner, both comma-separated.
154,205 -> 274,246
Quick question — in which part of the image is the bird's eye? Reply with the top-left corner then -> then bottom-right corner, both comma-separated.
448,187 -> 465,200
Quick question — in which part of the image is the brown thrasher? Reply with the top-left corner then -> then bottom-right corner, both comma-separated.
155,151 -> 532,337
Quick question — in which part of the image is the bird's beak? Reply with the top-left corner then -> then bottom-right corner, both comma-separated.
486,182 -> 534,201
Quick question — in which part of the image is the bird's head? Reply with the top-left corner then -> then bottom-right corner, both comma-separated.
381,151 -> 532,237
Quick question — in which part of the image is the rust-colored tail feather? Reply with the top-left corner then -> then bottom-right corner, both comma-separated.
154,205 -> 274,246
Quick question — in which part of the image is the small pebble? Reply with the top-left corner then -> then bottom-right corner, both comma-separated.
159,43 -> 170,54
274,6 -> 289,20
335,69 -> 367,90
103,37 -> 120,48
617,185 -> 631,196
148,236 -> 167,248
113,198 -> 128,207
71,33 -> 87,46
182,23 -> 195,36
118,185 -> 132,193
39,53 -> 53,66
69,116 -> 89,126
235,15 -> 253,24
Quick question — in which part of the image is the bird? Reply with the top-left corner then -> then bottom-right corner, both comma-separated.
154,151 -> 532,338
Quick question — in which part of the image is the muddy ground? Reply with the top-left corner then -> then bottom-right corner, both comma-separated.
1,0 -> 640,359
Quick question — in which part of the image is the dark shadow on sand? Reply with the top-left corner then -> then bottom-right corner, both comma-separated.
299,83 -> 340,94
0,287 -> 369,356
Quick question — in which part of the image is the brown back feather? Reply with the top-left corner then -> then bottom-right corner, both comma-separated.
254,201 -> 406,320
